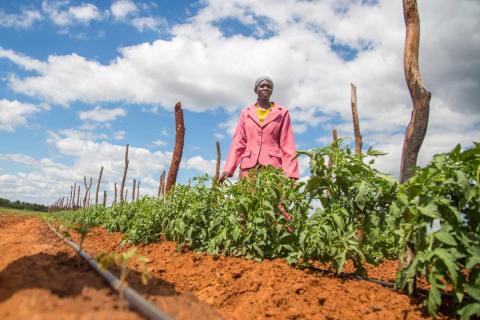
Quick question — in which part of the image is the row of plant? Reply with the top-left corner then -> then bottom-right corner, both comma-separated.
50,141 -> 479,319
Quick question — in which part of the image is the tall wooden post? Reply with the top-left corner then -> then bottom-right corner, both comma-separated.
120,144 -> 129,203
215,141 -> 221,182
136,180 -> 140,200
95,166 -> 104,205
158,170 -> 165,196
399,0 -> 431,184
398,0 -> 431,284
165,102 -> 185,194
114,182 -> 117,204
103,191 -> 107,207
72,182 -> 76,209
132,178 -> 136,202
83,176 -> 92,208
350,83 -> 362,155
76,185 -> 80,208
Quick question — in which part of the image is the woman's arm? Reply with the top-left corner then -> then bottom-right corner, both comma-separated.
222,110 -> 247,178
279,110 -> 299,179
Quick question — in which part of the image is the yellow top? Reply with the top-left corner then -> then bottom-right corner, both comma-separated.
256,102 -> 274,123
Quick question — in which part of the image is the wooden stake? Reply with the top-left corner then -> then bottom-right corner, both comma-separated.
72,183 -> 76,209
83,176 -> 92,208
103,190 -> 107,207
114,182 -> 117,204
215,141 -> 221,182
350,83 -> 362,155
125,189 -> 128,202
166,102 -> 185,194
77,185 -> 80,208
95,166 -> 104,205
158,170 -> 165,196
136,180 -> 140,200
399,0 -> 431,184
120,144 -> 129,203
327,128 -> 338,170
398,0 -> 431,283
132,178 -> 136,202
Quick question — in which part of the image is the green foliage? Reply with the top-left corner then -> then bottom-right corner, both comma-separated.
298,140 -> 399,274
395,143 -> 480,318
0,197 -> 47,211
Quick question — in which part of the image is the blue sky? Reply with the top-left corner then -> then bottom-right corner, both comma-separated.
1,0 -> 479,205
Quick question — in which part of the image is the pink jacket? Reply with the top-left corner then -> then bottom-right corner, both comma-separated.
223,103 -> 299,179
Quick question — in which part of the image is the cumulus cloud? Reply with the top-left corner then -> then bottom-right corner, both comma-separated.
78,106 -> 126,122
132,16 -> 165,32
111,0 -> 138,20
0,9 -> 42,29
151,139 -> 167,147
0,99 -> 45,132
41,1 -> 103,26
0,0 -> 478,181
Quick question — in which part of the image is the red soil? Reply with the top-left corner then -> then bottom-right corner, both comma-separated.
1,213 -> 451,319
71,227 -> 440,320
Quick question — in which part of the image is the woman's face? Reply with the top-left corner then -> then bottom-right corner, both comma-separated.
256,80 -> 273,100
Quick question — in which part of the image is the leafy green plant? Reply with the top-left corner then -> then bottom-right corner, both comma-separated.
395,143 -> 480,319
96,247 -> 150,308
298,139 -> 399,274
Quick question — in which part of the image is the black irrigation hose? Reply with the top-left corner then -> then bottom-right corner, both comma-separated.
46,222 -> 174,320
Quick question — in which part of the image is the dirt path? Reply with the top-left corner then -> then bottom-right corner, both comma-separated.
0,214 -> 222,320
70,226 -> 438,320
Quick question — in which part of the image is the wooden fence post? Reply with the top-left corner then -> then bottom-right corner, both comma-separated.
95,166 -> 104,205
132,178 -> 136,202
158,170 -> 165,196
83,176 -> 92,208
215,141 -> 221,182
398,0 -> 431,287
350,83 -> 362,155
165,102 -> 185,194
136,180 -> 140,200
120,144 -> 129,203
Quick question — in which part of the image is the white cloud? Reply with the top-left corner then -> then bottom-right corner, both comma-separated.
68,3 -> 102,23
78,106 -> 126,122
0,154 -> 38,166
152,139 -> 167,147
0,9 -> 42,29
42,1 -> 103,26
111,0 -> 138,20
0,130 -> 219,204
0,0 -> 478,182
0,99 -> 44,132
132,16 -> 165,32
113,130 -> 125,140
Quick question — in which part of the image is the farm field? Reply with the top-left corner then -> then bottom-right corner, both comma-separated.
0,212 -> 221,320
0,212 -> 451,319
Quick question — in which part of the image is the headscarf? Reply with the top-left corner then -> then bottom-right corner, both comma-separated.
254,76 -> 274,93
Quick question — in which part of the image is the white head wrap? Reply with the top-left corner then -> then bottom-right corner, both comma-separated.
254,76 -> 274,93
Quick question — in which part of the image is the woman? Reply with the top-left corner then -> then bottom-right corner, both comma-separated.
219,76 -> 299,182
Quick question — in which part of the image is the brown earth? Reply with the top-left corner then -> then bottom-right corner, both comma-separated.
0,213 -> 222,320
1,212 -> 453,320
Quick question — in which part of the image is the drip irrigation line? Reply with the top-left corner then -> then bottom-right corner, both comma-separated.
46,222 -> 174,320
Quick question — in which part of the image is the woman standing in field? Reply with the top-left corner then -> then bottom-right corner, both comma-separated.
219,76 -> 299,182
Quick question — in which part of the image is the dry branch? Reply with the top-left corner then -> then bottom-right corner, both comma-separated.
350,83 -> 362,155
120,144 -> 129,203
399,0 -> 431,184
132,178 -> 136,202
158,170 -> 165,196
114,182 -> 117,204
165,102 -> 185,194
95,166 -> 104,205
215,141 -> 221,182
83,176 -> 92,208
136,180 -> 140,200
398,0 -> 431,278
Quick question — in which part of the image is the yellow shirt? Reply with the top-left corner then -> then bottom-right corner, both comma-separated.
256,102 -> 274,123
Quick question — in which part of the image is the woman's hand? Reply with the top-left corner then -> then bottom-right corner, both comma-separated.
218,172 -> 229,184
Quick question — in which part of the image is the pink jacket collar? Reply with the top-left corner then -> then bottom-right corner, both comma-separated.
246,103 -> 283,127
